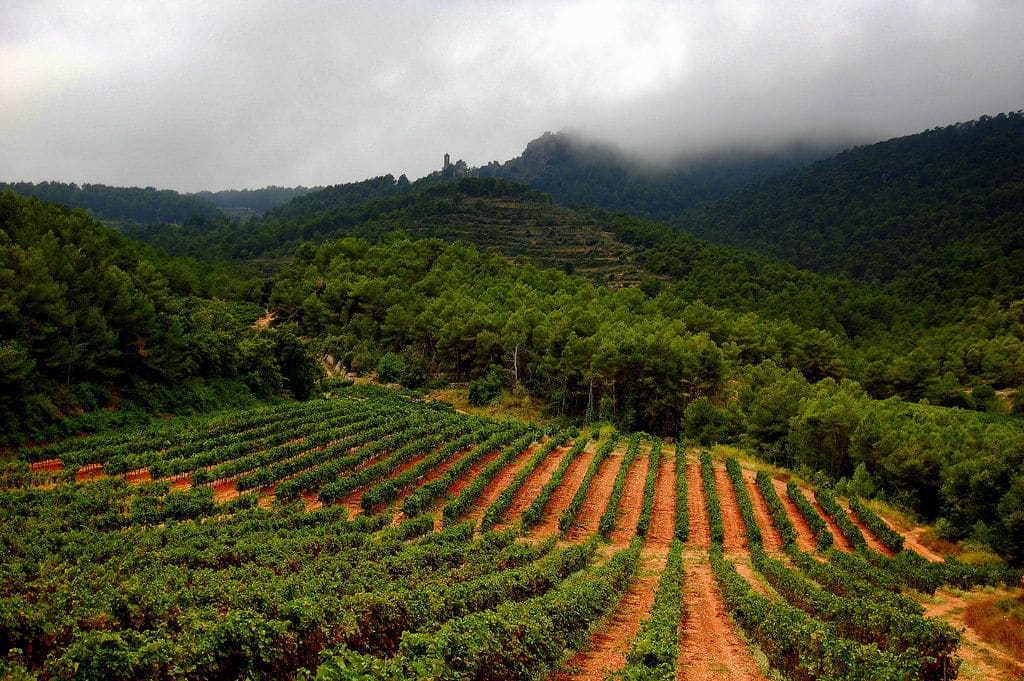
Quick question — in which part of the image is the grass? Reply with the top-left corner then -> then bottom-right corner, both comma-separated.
964,592 -> 1024,663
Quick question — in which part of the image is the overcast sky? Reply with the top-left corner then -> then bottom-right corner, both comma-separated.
3,0 -> 1022,192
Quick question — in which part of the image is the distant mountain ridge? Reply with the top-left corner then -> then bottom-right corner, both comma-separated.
674,112 -> 1024,293
477,131 -> 839,221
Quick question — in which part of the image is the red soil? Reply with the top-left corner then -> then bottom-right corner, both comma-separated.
212,479 -> 239,504
125,468 -> 152,485
769,479 -> 817,553
686,460 -> 710,550
734,558 -> 773,600
30,459 -> 63,473
608,446 -> 650,547
465,443 -> 540,529
553,552 -> 667,681
300,490 -> 322,511
530,444 -> 598,540
645,453 -> 677,552
566,450 -> 623,542
677,554 -> 768,681
492,444 -> 567,530
171,473 -> 192,491
714,464 -> 747,554
75,463 -> 105,482
741,470 -> 784,553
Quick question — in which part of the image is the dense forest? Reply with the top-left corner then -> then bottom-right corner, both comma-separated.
0,181 -> 220,224
675,113 -> 1024,295
0,193 -> 321,444
3,113 -> 1024,564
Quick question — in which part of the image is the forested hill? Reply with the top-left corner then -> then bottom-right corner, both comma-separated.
123,176 -> 909,338
476,131 -> 837,221
676,112 -> 1024,298
0,192 -> 321,444
0,180 -> 220,224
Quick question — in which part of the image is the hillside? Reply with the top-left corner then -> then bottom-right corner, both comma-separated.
477,131 -> 837,222
0,192 -> 320,444
2,389 -> 1020,679
0,180 -> 220,224
675,112 -> 1024,301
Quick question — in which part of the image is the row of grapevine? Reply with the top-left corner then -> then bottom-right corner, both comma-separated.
598,434 -> 643,537
112,400 -> 374,476
558,432 -> 619,533
700,450 -> 724,544
750,544 -> 960,680
814,486 -> 867,550
320,419 -> 474,505
401,426 -> 527,516
710,545 -> 920,681
635,440 -> 662,537
479,430 -> 571,531
337,538 -> 645,680
272,417 -> 436,501
194,412 -> 407,487
621,539 -> 685,679
441,430 -> 540,525
233,416 -> 397,491
360,430 -> 485,513
673,441 -> 688,542
786,481 -> 833,550
848,496 -> 905,553
519,433 -> 592,529
785,546 -> 925,616
755,469 -> 797,546
725,457 -> 761,546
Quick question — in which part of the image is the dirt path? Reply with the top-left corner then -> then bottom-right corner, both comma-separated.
677,553 -> 768,681
769,479 -> 817,553
923,589 -> 1024,680
837,499 -> 894,556
530,445 -> 597,540
894,523 -> 945,562
714,465 -> 747,554
646,453 -> 677,552
492,444 -> 567,530
686,460 -> 710,550
741,470 -> 784,553
465,444 -> 540,530
608,446 -> 650,546
566,450 -> 623,543
441,447 -> 505,499
552,551 -> 667,681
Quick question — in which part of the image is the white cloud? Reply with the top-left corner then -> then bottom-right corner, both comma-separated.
1,0 -> 1022,190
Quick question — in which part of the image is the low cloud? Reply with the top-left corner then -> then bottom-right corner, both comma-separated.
2,0 -> 1022,190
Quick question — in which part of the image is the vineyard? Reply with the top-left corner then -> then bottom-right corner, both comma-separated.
1,387 -> 1022,680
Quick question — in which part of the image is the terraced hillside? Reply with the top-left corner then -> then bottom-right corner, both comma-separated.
2,388 -> 1022,680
